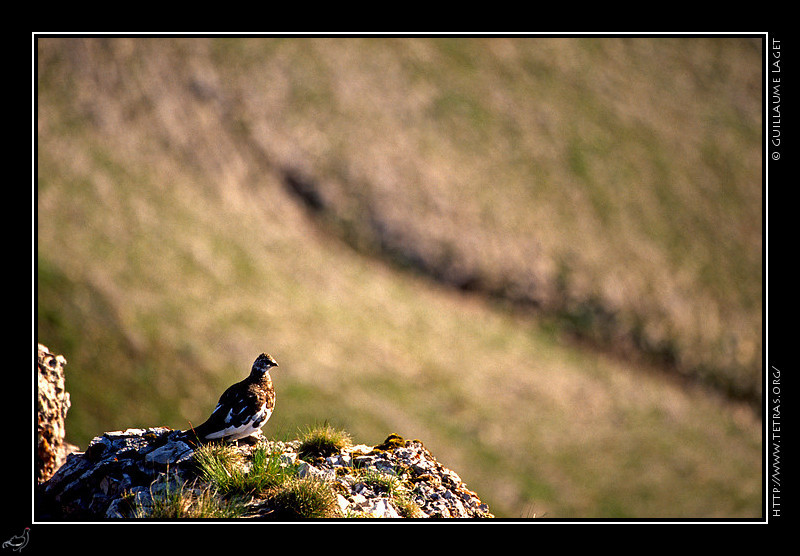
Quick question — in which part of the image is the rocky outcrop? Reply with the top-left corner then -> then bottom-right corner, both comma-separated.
35,345 -> 492,519
37,428 -> 493,519
37,344 -> 78,484
38,427 -> 193,519
292,433 -> 493,518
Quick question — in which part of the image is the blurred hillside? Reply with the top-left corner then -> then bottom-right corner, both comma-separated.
35,36 -> 762,519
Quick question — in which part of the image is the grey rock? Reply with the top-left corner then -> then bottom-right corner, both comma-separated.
296,460 -> 335,481
144,440 -> 194,466
359,497 -> 401,518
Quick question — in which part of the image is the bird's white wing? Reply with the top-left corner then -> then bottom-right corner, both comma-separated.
203,403 -> 271,441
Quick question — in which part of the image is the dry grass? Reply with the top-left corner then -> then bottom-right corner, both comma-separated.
36,36 -> 762,519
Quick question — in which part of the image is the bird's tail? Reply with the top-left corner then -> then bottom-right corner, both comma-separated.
175,423 -> 204,447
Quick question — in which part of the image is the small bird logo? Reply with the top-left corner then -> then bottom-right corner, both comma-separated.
2,528 -> 29,552
185,353 -> 278,444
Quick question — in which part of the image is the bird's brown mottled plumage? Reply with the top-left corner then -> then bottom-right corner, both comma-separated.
187,353 -> 278,444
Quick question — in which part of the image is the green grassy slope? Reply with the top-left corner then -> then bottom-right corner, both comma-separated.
36,36 -> 762,519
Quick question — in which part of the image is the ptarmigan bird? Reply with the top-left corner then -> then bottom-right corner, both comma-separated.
186,353 -> 278,444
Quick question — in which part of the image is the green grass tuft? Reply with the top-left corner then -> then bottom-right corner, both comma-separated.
193,443 -> 295,497
132,474 -> 247,518
297,423 -> 353,461
190,440 -> 342,518
262,477 -> 341,519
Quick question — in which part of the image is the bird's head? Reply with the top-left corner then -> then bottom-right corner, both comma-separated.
252,353 -> 279,376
